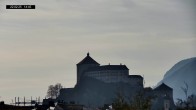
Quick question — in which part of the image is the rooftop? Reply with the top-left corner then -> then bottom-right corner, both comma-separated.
77,53 -> 100,65
128,75 -> 143,79
154,83 -> 173,91
87,65 -> 129,72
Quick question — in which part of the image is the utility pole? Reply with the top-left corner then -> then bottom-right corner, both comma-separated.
31,96 -> 32,106
11,99 -> 13,105
18,97 -> 19,106
38,96 -> 40,105
15,97 -> 16,106
24,96 -> 25,106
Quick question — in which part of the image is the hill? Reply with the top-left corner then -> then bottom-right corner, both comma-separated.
158,57 -> 196,102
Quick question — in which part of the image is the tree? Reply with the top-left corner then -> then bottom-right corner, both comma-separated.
181,82 -> 188,100
176,94 -> 196,110
112,91 -> 129,110
176,82 -> 196,110
47,85 -> 55,99
47,83 -> 63,99
54,83 -> 63,98
129,90 -> 153,110
112,88 -> 153,110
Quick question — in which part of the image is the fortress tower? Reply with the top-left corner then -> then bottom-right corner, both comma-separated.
76,53 -> 100,84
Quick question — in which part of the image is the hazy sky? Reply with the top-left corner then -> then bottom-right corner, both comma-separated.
0,0 -> 195,103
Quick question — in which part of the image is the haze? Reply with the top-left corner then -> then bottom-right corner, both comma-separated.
0,0 -> 195,103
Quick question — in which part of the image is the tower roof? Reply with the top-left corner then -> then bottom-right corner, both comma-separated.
86,65 -> 129,71
154,83 -> 173,91
77,53 -> 100,65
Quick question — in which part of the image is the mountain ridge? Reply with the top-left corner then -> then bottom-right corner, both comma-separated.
158,57 -> 196,102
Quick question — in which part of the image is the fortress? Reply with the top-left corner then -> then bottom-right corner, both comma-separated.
57,53 -> 176,109
76,53 -> 143,86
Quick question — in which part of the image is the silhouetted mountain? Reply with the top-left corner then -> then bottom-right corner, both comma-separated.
158,57 -> 196,102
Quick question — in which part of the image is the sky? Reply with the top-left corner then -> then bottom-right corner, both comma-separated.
0,0 -> 196,104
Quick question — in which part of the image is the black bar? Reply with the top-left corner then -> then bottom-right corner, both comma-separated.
6,5 -> 35,9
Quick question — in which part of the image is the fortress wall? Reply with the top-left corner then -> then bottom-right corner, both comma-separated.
85,70 -> 128,83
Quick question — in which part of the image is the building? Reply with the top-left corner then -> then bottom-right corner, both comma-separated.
57,53 -> 176,109
76,53 -> 143,87
152,83 -> 176,110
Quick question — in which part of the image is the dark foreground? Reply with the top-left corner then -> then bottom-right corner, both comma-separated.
0,102 -> 48,110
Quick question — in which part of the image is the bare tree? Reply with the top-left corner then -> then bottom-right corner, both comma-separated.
47,85 -> 55,99
129,90 -> 153,110
181,82 -> 188,99
182,82 -> 190,110
112,88 -> 153,110
176,82 -> 196,110
112,91 -> 129,110
47,83 -> 63,99
54,83 -> 63,98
